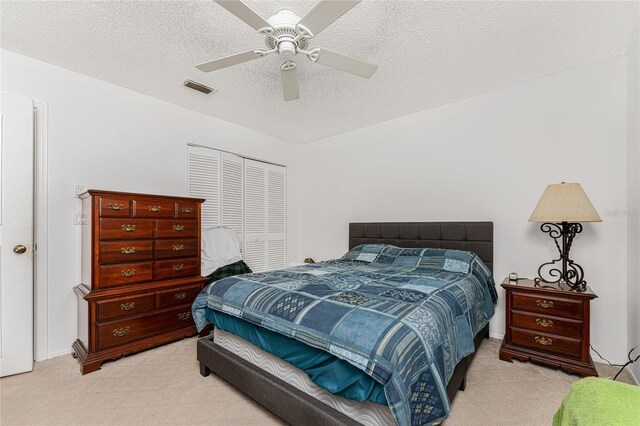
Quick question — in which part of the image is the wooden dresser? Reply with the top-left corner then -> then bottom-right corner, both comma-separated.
499,278 -> 598,377
72,190 -> 207,374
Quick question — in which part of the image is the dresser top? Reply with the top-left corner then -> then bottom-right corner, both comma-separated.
80,189 -> 205,203
501,277 -> 597,299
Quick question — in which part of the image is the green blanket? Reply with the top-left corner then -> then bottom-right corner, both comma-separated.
553,377 -> 640,426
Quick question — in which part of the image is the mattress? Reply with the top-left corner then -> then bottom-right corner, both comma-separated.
214,327 -> 395,426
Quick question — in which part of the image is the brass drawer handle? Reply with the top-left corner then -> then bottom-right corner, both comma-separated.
109,203 -> 124,211
120,302 -> 135,311
178,312 -> 191,321
172,244 -> 184,251
121,247 -> 136,255
535,318 -> 554,328
148,205 -> 161,212
536,299 -> 554,309
121,224 -> 136,232
121,269 -> 136,277
175,292 -> 187,300
172,224 -> 185,232
113,326 -> 130,337
534,336 -> 553,346
172,264 -> 184,271
181,207 -> 193,213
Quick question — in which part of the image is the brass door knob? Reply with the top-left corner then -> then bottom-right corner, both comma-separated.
13,245 -> 27,254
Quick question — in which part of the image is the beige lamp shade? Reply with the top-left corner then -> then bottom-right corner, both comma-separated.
529,182 -> 602,223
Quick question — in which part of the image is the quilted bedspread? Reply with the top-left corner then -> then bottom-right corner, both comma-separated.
192,244 -> 497,426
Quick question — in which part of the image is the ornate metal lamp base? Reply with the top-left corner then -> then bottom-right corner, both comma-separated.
535,222 -> 587,292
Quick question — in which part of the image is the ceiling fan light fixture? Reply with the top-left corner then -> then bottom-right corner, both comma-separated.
199,0 -> 377,101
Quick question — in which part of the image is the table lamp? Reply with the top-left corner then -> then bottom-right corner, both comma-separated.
529,182 -> 602,292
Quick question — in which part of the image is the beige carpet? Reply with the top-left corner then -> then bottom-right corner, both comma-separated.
0,337 -> 635,426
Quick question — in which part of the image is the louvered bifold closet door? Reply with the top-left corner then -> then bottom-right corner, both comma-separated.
243,159 -> 287,273
266,164 -> 286,270
244,159 -> 267,272
220,153 -> 244,253
188,146 -> 221,227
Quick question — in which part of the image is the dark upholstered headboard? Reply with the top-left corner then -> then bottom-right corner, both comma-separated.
349,222 -> 493,273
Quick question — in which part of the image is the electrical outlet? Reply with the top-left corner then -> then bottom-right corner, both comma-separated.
73,212 -> 86,225
74,184 -> 85,197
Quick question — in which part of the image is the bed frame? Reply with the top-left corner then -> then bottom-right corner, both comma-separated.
198,221 -> 494,425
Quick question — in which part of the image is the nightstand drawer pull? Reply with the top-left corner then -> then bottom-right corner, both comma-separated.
172,264 -> 184,271
113,326 -> 130,337
109,203 -> 124,211
121,224 -> 136,232
121,269 -> 136,277
535,318 -> 554,328
178,312 -> 191,321
536,299 -> 554,309
120,302 -> 135,311
534,336 -> 553,346
172,224 -> 185,232
120,247 -> 136,255
175,292 -> 187,300
148,205 -> 161,212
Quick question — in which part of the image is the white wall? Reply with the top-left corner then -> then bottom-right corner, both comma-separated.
300,56 -> 629,362
0,49 -> 301,358
627,26 -> 640,382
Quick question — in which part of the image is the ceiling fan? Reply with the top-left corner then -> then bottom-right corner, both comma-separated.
196,0 -> 378,101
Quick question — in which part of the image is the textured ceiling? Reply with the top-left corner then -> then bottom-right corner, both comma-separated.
1,1 -> 638,144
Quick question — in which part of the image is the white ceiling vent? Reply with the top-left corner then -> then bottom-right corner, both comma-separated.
183,79 -> 216,95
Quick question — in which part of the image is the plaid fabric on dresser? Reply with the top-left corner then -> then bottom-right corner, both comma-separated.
192,245 -> 497,426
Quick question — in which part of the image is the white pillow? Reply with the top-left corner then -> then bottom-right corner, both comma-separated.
201,227 -> 243,276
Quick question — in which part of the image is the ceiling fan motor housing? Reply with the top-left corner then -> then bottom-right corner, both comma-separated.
265,9 -> 308,58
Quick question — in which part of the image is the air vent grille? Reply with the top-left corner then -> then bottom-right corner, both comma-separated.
183,79 -> 216,95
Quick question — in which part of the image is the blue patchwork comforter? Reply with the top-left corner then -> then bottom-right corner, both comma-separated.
192,245 -> 497,425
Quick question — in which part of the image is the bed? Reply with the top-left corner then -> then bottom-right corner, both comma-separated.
194,222 -> 495,425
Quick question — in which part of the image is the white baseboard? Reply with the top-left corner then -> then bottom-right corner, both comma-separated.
489,331 -> 504,340
47,347 -> 72,359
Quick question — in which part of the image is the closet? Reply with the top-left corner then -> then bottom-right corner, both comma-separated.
187,146 -> 286,272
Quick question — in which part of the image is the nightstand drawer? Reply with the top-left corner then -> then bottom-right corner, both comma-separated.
511,328 -> 582,359
512,292 -> 583,319
511,311 -> 582,338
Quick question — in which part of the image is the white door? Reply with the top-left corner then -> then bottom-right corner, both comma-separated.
0,93 -> 35,376
244,159 -> 286,272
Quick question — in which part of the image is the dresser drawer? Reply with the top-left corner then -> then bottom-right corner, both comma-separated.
512,292 -> 583,319
511,311 -> 582,338
100,218 -> 154,240
96,293 -> 155,321
98,197 -> 132,217
156,220 -> 198,239
155,239 -> 198,259
176,201 -> 198,219
155,258 -> 199,280
98,262 -> 154,288
511,328 -> 582,359
97,305 -> 194,351
156,284 -> 202,309
99,240 -> 153,264
134,200 -> 175,218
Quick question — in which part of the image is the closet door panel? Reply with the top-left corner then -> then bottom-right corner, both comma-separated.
220,152 -> 244,250
188,147 -> 221,228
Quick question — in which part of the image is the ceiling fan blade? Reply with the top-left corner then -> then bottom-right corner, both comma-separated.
214,0 -> 272,32
312,48 -> 378,78
196,50 -> 260,72
297,0 -> 360,38
281,62 -> 300,102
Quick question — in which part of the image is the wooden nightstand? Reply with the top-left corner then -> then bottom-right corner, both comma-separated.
499,278 -> 598,377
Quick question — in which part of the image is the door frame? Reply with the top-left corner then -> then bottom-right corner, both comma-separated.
33,100 -> 48,361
